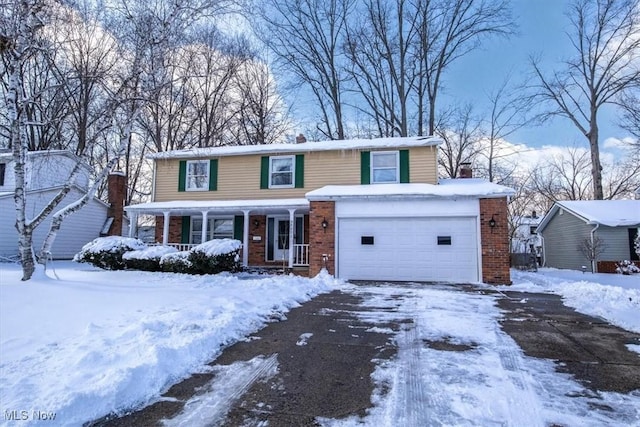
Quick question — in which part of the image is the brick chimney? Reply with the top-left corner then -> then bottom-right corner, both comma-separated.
295,133 -> 307,144
459,163 -> 473,178
107,171 -> 126,236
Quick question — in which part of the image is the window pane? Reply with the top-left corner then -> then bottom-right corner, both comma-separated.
372,153 -> 396,167
373,168 -> 397,183
272,172 -> 292,186
212,219 -> 233,238
272,158 -> 292,172
187,161 -> 208,190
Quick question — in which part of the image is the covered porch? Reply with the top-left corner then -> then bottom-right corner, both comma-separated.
124,199 -> 310,269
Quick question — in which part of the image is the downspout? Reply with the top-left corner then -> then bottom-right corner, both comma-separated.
539,234 -> 545,267
590,223 -> 600,273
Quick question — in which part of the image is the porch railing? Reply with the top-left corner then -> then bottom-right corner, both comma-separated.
151,242 -> 310,267
150,242 -> 197,252
293,244 -> 309,266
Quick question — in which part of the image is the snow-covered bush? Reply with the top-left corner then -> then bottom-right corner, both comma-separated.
74,236 -> 147,270
123,246 -> 178,271
615,260 -> 640,275
188,239 -> 242,274
159,251 -> 193,273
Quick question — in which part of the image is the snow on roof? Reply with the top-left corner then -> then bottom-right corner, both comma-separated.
148,136 -> 441,160
305,179 -> 515,200
124,198 -> 309,214
552,200 -> 640,227
0,149 -> 81,162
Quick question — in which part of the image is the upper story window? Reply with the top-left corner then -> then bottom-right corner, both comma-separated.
269,155 -> 294,188
0,163 -> 5,186
371,151 -> 399,184
186,160 -> 209,191
529,226 -> 538,235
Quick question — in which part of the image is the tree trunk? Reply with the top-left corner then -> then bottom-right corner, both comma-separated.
588,118 -> 604,200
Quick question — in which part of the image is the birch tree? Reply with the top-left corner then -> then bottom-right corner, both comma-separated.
531,0 -> 640,200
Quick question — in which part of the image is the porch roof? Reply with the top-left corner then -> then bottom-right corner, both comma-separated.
124,198 -> 309,216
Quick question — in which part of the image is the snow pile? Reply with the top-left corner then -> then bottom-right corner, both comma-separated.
159,251 -> 192,267
122,245 -> 177,260
509,268 -> 640,333
0,262 -> 338,426
192,238 -> 242,257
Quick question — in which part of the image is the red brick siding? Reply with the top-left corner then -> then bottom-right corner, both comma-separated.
597,260 -> 640,273
309,201 -> 335,276
480,198 -> 511,285
107,173 -> 126,236
155,216 -> 183,244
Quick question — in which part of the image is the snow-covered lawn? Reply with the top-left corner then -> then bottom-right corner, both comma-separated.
1,262 -> 638,426
0,261 -> 338,426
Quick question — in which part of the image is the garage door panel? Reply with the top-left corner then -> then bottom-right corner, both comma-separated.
338,217 -> 478,282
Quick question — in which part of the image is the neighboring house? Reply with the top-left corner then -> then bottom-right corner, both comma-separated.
511,211 -> 542,264
0,150 -> 127,260
125,136 -> 515,284
537,200 -> 640,272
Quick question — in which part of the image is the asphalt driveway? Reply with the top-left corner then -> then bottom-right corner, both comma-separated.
91,282 -> 640,427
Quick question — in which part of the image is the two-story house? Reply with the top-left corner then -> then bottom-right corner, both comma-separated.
125,136 -> 514,284
0,150 -> 127,259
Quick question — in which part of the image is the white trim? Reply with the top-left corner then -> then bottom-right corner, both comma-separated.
269,155 -> 295,189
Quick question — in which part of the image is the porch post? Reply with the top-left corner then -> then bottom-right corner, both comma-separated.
162,211 -> 170,245
242,210 -> 250,267
288,208 -> 296,268
129,212 -> 138,238
201,211 -> 209,243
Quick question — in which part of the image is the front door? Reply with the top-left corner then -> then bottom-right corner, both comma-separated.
274,218 -> 290,261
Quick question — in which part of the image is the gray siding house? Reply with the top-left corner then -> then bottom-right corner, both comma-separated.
538,200 -> 640,272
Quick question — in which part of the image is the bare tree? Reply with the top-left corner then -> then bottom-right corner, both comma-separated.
619,90 -> 640,152
530,146 -> 593,205
530,0 -> 640,200
578,236 -> 607,273
249,0 -> 352,140
415,0 -> 513,135
233,60 -> 291,145
436,104 -> 483,178
343,0 -> 420,137
478,76 -> 531,182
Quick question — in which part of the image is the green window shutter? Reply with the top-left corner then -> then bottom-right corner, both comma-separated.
181,216 -> 191,244
399,150 -> 410,183
233,215 -> 244,240
208,159 -> 218,191
295,154 -> 304,188
178,160 -> 186,192
260,156 -> 269,189
360,151 -> 370,184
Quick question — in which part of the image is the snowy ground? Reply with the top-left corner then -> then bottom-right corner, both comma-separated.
1,262 -> 639,426
0,261 -> 338,426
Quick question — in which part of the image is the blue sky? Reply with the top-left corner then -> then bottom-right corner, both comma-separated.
443,0 -> 625,150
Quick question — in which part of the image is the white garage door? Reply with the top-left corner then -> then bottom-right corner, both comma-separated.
337,217 -> 478,282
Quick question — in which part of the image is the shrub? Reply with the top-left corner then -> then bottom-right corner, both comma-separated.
188,239 -> 242,274
160,251 -> 193,273
74,236 -> 147,270
123,246 -> 178,271
615,260 -> 640,275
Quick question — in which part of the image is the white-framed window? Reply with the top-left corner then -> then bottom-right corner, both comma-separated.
190,217 -> 234,244
371,151 -> 399,184
269,155 -> 294,188
186,160 -> 209,191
